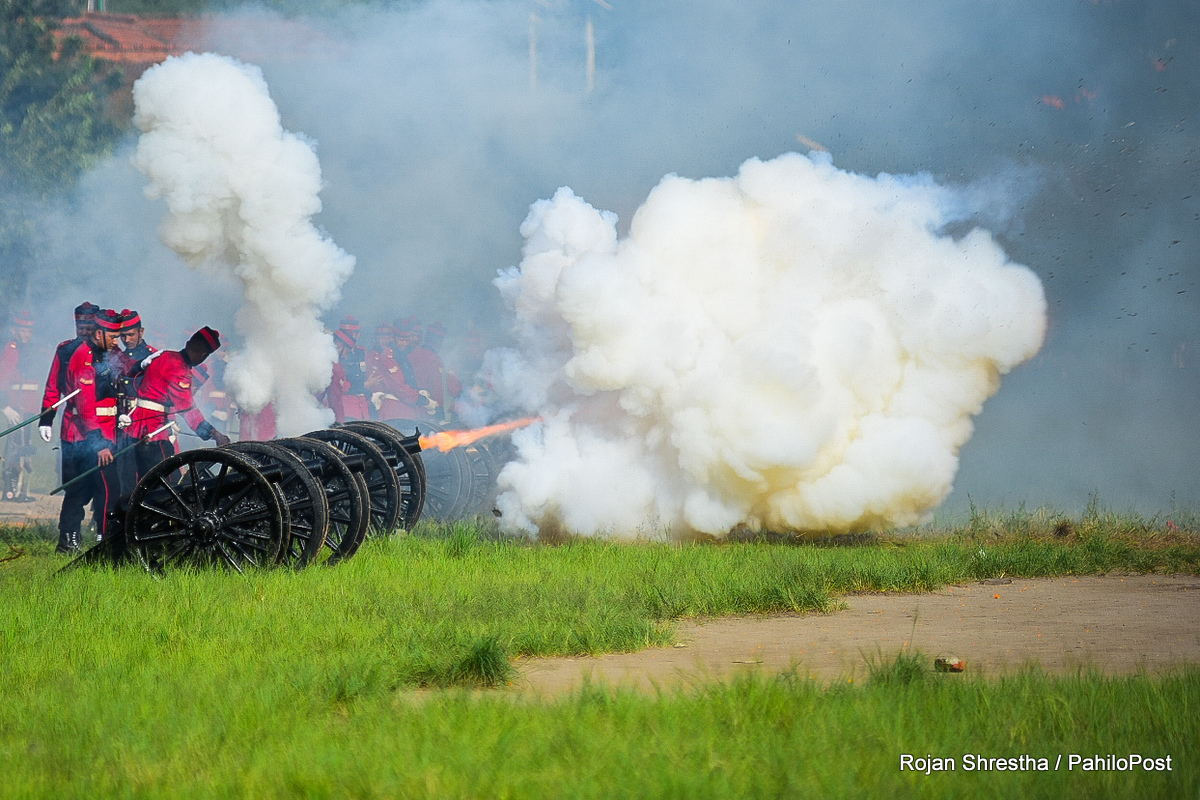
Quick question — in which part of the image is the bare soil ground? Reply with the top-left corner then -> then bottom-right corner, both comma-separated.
516,575 -> 1200,695
0,493 -> 60,527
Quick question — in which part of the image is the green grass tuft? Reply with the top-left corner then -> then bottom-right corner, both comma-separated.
866,648 -> 929,688
452,634 -> 515,687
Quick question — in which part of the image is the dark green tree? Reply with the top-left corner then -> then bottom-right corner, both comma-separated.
0,0 -> 122,322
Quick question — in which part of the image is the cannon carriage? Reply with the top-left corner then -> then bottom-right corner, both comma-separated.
69,422 -> 427,574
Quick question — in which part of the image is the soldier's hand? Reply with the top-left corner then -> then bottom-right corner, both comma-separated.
419,390 -> 439,414
97,448 -> 114,467
117,413 -> 132,430
39,426 -> 53,443
2,406 -> 20,426
140,350 -> 165,370
211,430 -> 231,447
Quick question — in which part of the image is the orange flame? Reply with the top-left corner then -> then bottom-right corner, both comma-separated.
418,417 -> 539,452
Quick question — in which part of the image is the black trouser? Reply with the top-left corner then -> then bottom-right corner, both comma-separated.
58,440 -> 96,545
114,434 -> 174,503
129,439 -> 174,486
58,439 -> 120,544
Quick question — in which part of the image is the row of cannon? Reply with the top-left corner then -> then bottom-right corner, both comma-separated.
73,420 -> 503,573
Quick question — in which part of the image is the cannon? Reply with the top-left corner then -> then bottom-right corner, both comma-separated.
64,422 -> 426,574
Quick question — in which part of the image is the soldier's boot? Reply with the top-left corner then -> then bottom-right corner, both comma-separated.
55,530 -> 81,555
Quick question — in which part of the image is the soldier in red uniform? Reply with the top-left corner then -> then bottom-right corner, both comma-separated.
365,323 -> 427,423
39,303 -> 98,441
323,329 -> 371,423
337,317 -> 369,420
117,309 -> 155,365
39,303 -> 99,552
58,309 -> 125,550
408,320 -> 462,424
0,311 -> 40,501
111,310 -> 157,496
126,327 -> 231,481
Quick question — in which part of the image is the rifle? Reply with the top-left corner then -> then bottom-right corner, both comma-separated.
49,420 -> 175,496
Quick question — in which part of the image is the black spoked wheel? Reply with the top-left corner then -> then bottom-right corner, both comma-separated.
303,428 -> 402,537
125,448 -> 285,574
385,420 -> 499,521
228,441 -> 329,567
337,420 -> 426,530
275,437 -> 368,565
386,420 -> 465,520
458,439 -> 499,517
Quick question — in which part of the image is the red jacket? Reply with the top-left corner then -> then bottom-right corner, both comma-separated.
323,360 -> 370,423
40,337 -> 86,430
0,339 -> 40,415
409,345 -> 461,408
63,341 -> 118,446
366,347 -> 422,421
127,350 -> 211,443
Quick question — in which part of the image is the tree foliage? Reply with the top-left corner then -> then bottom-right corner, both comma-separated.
1,0 -> 123,199
0,0 -> 122,324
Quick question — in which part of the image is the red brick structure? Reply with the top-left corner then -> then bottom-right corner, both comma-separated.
56,13 -> 340,72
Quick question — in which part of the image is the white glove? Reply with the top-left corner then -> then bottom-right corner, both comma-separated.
39,426 -> 53,443
2,406 -> 20,426
140,350 -> 166,370
118,413 -> 132,430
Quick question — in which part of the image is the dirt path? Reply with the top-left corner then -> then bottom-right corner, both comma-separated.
0,493 -> 60,527
516,574 -> 1200,694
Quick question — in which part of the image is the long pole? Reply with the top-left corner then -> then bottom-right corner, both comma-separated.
0,389 -> 80,441
586,16 -> 595,92
49,421 -> 175,496
529,13 -> 539,92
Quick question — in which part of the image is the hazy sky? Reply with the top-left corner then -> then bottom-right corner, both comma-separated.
25,0 -> 1200,517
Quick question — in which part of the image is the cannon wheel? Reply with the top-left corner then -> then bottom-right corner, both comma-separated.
304,428 -> 402,537
275,437 -> 368,565
385,420 -> 499,521
337,420 -> 426,530
227,441 -> 329,567
125,448 -> 285,574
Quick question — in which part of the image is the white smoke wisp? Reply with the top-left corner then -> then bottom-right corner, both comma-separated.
131,52 -> 355,436
491,152 -> 1047,538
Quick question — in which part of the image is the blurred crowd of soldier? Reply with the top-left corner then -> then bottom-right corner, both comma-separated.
0,304 -> 485,554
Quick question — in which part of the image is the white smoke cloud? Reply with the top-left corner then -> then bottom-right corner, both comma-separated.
130,52 -> 354,436
491,152 -> 1047,537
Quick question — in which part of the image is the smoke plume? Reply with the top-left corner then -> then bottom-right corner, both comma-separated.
491,153 -> 1046,537
130,52 -> 354,436
21,0 -> 1199,517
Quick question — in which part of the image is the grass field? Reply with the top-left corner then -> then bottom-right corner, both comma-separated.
0,506 -> 1197,798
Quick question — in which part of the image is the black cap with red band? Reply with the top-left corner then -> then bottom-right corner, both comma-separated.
74,302 -> 99,323
95,309 -> 124,332
188,326 -> 221,355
